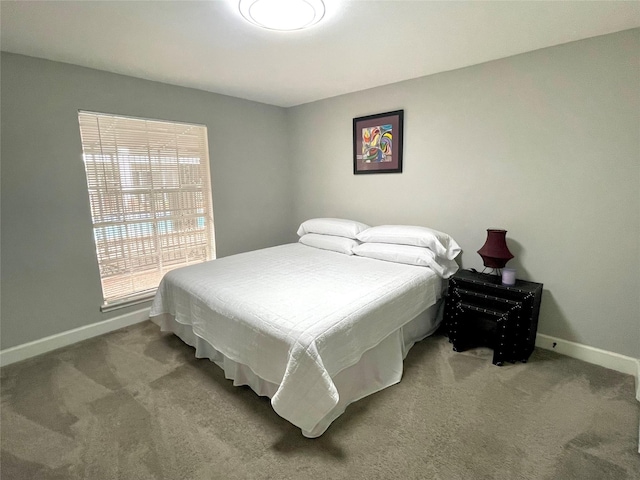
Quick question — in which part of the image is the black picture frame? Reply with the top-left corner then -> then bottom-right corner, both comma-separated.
353,110 -> 404,174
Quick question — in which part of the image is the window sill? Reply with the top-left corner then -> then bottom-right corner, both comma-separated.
100,291 -> 156,313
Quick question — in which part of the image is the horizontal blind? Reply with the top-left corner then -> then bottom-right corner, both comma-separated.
78,111 -> 215,306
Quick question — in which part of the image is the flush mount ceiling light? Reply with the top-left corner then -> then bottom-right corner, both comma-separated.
239,0 -> 325,31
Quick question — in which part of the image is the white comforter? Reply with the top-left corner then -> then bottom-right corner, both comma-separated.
150,243 -> 441,434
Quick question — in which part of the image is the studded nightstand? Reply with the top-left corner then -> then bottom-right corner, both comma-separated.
444,269 -> 543,366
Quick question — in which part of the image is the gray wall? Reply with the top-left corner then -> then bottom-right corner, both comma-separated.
1,53 -> 293,350
288,30 -> 640,358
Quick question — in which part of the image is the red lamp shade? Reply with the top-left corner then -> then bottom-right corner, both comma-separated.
477,229 -> 514,268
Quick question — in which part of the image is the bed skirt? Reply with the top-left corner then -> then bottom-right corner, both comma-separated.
151,300 -> 443,438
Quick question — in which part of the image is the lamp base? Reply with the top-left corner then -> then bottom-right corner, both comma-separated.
481,267 -> 503,275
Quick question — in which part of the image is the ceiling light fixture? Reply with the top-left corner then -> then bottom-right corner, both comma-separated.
239,0 -> 325,31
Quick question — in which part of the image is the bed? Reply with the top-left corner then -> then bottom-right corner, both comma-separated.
150,220 -> 460,437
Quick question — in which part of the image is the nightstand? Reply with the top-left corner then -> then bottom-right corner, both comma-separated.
444,269 -> 543,366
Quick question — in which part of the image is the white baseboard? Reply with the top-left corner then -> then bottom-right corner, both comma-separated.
0,307 -> 150,367
1,314 -> 637,383
535,333 -> 639,377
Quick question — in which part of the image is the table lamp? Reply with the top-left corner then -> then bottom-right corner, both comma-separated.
477,229 -> 513,272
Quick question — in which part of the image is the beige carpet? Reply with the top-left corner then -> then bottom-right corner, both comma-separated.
1,321 -> 638,480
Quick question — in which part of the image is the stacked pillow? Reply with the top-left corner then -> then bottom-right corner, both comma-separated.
297,218 -> 370,255
296,219 -> 461,279
353,225 -> 461,278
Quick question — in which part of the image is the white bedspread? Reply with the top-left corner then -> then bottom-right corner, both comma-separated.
150,243 -> 441,434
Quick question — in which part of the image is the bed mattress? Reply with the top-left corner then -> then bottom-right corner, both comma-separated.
150,243 -> 443,436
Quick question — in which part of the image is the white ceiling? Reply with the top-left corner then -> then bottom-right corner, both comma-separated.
2,0 -> 639,107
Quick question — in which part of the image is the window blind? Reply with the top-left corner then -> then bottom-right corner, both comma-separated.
78,111 -> 215,307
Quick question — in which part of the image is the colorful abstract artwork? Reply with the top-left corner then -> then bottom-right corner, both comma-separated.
353,110 -> 404,174
362,124 -> 393,163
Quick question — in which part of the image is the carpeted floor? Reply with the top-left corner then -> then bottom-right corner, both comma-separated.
1,321 -> 638,480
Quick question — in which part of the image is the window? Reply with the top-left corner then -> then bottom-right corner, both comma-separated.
78,111 -> 215,310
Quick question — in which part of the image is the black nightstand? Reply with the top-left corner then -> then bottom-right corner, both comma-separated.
444,269 -> 543,366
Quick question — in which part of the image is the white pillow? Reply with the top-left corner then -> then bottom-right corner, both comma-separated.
299,233 -> 359,255
297,218 -> 370,239
356,225 -> 461,260
352,243 -> 459,278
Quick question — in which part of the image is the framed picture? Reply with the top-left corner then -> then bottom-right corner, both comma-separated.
353,110 -> 404,174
